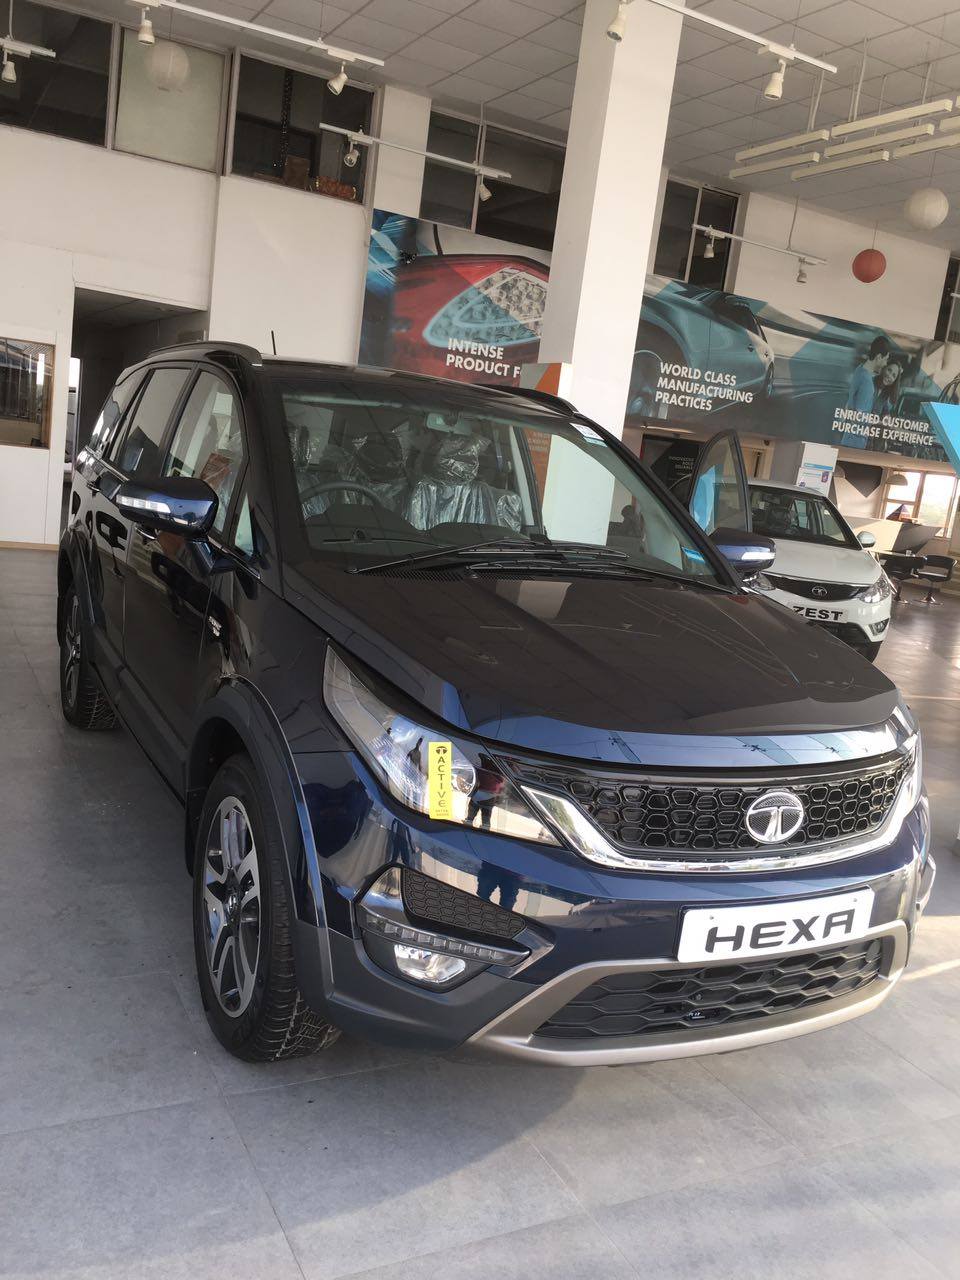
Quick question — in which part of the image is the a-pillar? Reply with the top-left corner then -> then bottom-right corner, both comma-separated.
538,0 -> 682,438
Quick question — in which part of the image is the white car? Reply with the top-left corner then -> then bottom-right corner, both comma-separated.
748,480 -> 893,661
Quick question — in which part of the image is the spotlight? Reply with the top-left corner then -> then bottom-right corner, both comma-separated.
763,57 -> 787,101
1,51 -> 15,84
704,235 -> 716,260
328,63 -> 348,95
343,140 -> 360,168
607,1 -> 628,42
478,180 -> 492,202
796,258 -> 808,284
137,7 -> 155,44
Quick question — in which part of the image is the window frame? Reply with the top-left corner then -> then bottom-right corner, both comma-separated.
418,108 -> 566,243
881,467 -> 960,534
160,364 -> 250,546
654,177 -> 739,288
106,363 -> 195,476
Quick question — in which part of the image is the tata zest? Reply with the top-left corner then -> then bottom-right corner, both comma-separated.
58,342 -> 933,1064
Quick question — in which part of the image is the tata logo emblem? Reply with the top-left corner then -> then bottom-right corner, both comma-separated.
744,791 -> 806,845
811,585 -> 828,598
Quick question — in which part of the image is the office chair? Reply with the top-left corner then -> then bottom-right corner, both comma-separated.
915,555 -> 956,605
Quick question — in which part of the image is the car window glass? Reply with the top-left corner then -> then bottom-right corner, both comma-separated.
112,368 -> 189,477
689,436 -> 747,534
265,378 -> 722,583
750,487 -> 852,548
233,491 -> 255,556
89,372 -> 143,457
164,372 -> 246,538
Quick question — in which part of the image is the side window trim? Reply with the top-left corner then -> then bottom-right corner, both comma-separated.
108,363 -> 196,478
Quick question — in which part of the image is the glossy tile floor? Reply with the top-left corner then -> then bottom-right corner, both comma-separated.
1,547 -> 959,1280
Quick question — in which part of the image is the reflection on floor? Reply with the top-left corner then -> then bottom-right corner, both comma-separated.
0,548 -> 958,1280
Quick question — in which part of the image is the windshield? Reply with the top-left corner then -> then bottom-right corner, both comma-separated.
263,374 -> 722,583
750,486 -> 857,549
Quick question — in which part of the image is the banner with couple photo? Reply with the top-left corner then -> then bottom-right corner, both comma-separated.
361,209 -> 960,466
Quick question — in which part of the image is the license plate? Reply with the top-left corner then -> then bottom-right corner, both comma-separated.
677,889 -> 875,963
792,605 -> 843,621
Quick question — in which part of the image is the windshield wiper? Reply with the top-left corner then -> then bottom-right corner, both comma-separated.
351,536 -> 637,575
350,536 -> 535,574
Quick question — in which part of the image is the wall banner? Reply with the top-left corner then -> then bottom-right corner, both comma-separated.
361,209 -> 959,465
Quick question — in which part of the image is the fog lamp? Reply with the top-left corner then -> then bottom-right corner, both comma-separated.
394,945 -> 467,985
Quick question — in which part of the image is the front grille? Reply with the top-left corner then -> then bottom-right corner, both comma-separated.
769,575 -> 861,602
401,868 -> 524,940
509,755 -> 907,860
536,939 -> 884,1039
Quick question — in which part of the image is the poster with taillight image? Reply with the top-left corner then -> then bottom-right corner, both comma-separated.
361,209 -> 960,464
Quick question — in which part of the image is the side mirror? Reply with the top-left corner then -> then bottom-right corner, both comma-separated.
858,531 -> 877,548
711,526 -> 776,577
114,476 -> 218,538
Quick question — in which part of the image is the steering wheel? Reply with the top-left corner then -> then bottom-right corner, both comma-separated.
298,479 -> 385,509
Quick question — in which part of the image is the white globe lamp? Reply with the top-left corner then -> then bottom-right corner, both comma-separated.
904,187 -> 949,231
145,40 -> 191,91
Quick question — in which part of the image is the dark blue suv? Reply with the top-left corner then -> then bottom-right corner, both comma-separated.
58,342 -> 933,1064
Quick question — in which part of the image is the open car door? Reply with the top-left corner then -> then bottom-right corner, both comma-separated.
683,429 -> 752,537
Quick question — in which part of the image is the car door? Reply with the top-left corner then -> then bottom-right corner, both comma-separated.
685,429 -> 752,536
121,367 -> 248,784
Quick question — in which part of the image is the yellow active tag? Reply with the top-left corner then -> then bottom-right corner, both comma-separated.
428,741 -> 455,821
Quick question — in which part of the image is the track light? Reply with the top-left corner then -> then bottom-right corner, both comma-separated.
703,235 -> 716,260
137,7 -> 155,43
1,51 -> 15,84
607,1 -> 628,41
328,63 -> 347,95
343,140 -> 359,168
478,180 -> 492,202
796,259 -> 808,284
763,57 -> 786,101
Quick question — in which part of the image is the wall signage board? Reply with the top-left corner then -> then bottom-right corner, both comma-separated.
362,210 -> 958,467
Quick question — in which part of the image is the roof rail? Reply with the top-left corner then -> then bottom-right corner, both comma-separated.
146,340 -> 263,366
480,383 -> 579,416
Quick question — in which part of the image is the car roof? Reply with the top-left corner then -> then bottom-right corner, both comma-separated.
749,479 -> 830,497
126,342 -> 579,423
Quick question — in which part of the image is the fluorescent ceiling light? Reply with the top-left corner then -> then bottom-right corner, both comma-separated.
693,223 -> 826,266
830,99 -> 953,137
893,133 -> 960,158
643,0 -> 837,73
730,150 -> 820,178
134,0 -> 384,67
939,116 -> 960,133
792,149 -> 890,178
735,130 -> 829,162
316,123 -> 512,180
824,124 -> 935,156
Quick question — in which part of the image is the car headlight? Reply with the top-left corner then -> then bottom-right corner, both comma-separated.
856,573 -> 892,604
901,731 -> 923,812
323,647 -> 558,845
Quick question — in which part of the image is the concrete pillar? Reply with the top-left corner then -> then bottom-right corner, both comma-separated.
538,0 -> 682,437
371,85 -> 431,217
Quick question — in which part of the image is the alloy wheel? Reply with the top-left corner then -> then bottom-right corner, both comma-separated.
62,593 -> 82,710
201,797 -> 262,1017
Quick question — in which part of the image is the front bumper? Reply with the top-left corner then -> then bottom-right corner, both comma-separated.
766,584 -> 892,649
293,750 -> 932,1065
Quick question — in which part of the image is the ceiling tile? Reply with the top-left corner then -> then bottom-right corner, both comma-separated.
493,38 -> 574,74
399,33 -> 483,68
432,71 -> 504,101
521,75 -> 573,106
375,53 -> 449,86
358,0 -> 449,34
542,107 -> 571,129
486,89 -> 559,119
692,0 -> 778,33
798,2 -> 903,45
523,0 -> 581,13
527,17 -> 582,54
260,0 -> 349,29
706,82 -> 766,112
691,42 -> 778,83
678,27 -> 729,62
860,24 -> 959,69
464,56 -> 538,88
671,96 -> 740,127
413,0 -> 474,11
458,0 -> 552,36
930,51 -> 960,86
430,15 -> 513,54
863,0 -> 955,19
551,60 -> 579,84
673,63 -> 735,97
326,13 -> 417,52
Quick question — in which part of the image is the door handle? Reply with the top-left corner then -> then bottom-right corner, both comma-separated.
137,527 -> 158,543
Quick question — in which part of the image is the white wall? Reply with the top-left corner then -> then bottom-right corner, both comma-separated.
372,85 -> 431,219
0,126 -> 218,545
208,176 -> 368,362
732,194 -> 949,340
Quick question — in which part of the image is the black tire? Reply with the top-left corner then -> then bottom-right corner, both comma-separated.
59,583 -> 118,730
193,752 -> 341,1061
856,641 -> 883,663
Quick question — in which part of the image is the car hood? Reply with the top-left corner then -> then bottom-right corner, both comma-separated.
767,538 -> 880,587
288,566 -> 899,766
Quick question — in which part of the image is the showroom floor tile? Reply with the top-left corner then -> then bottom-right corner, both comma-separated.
1,547 -> 959,1279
